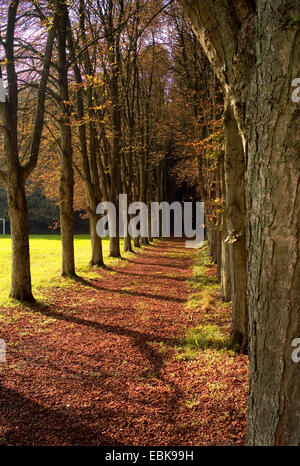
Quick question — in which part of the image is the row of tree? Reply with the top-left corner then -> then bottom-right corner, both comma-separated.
1,0 -> 225,304
0,0 -> 168,299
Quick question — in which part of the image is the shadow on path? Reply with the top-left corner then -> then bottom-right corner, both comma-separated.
0,385 -> 123,446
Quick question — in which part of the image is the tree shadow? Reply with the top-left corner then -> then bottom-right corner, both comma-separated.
74,276 -> 186,303
121,259 -> 189,270
18,302 -> 186,434
0,385 -> 123,446
27,301 -> 183,376
1,237 -> 195,445
111,269 -> 187,282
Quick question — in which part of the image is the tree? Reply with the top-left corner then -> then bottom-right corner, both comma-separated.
169,5 -> 247,351
56,0 -> 76,277
179,0 -> 300,445
69,0 -> 104,266
166,10 -> 234,318
0,0 -> 57,301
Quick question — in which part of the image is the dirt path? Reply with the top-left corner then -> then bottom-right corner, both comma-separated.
0,239 -> 247,446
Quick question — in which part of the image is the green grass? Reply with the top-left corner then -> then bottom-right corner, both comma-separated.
176,242 -> 234,361
185,243 -> 219,311
0,234 -> 126,305
188,243 -> 218,290
185,324 -> 227,350
176,325 -> 233,362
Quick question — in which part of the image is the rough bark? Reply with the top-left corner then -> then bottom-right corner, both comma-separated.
89,211 -> 103,266
7,175 -> 33,302
219,154 -> 231,302
245,1 -> 300,446
224,96 -> 248,350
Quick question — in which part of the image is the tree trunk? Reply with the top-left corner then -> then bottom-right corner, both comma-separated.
220,225 -> 231,302
59,165 -> 75,277
148,199 -> 153,243
7,176 -> 34,302
67,11 -> 103,269
224,96 -> 248,351
245,2 -> 300,445
109,205 -> 121,258
57,0 -> 76,278
133,235 -> 140,248
124,235 -> 133,253
215,161 -> 222,283
124,212 -> 133,253
110,236 -> 121,258
89,211 -> 103,266
220,154 -> 231,301
140,236 -> 150,246
216,230 -> 222,283
209,229 -> 218,263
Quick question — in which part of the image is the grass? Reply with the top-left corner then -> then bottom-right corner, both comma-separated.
0,234 -> 127,305
176,242 -> 234,361
186,324 -> 227,350
185,243 -> 219,311
176,329 -> 235,362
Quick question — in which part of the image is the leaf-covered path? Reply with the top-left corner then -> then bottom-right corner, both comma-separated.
0,240 -> 248,446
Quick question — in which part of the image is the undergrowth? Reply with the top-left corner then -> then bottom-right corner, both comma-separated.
177,242 -> 235,361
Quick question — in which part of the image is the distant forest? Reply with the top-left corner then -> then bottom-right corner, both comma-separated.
0,185 -> 88,233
